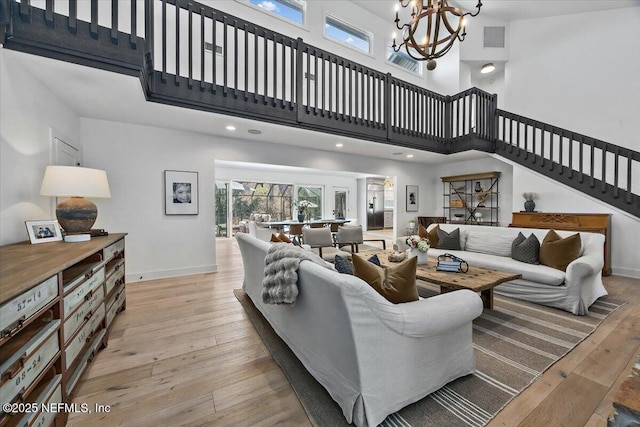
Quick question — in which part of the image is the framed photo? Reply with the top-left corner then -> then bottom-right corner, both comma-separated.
25,220 -> 63,244
165,170 -> 199,215
406,185 -> 418,212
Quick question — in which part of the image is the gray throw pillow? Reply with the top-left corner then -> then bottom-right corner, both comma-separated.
436,228 -> 461,250
512,232 -> 540,264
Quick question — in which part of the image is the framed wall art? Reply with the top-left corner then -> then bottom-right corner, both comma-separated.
165,170 -> 199,215
25,220 -> 63,244
406,185 -> 418,212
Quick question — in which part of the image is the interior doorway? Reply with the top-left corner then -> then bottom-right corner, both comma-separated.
333,187 -> 348,219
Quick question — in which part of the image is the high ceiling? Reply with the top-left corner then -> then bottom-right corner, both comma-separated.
354,0 -> 640,22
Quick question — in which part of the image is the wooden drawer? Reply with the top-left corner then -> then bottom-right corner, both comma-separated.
104,261 -> 125,297
65,303 -> 105,370
66,329 -> 106,396
0,276 -> 58,340
0,326 -> 59,411
103,239 -> 124,263
106,285 -> 126,329
63,267 -> 105,316
3,374 -> 62,427
64,286 -> 105,345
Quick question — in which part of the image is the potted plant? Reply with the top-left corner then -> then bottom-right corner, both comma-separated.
522,192 -> 538,212
294,199 -> 317,222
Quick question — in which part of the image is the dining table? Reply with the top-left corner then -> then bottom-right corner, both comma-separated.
256,219 -> 351,228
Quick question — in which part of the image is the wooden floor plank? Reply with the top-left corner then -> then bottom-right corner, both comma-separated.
66,236 -> 640,427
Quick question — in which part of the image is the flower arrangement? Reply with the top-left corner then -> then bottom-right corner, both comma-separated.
522,192 -> 538,201
294,200 -> 317,217
406,235 -> 430,252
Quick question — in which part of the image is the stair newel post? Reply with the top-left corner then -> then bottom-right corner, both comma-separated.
445,95 -> 452,151
385,73 -> 391,141
144,0 -> 154,74
19,0 -> 30,22
110,0 -> 118,44
44,0 -> 53,27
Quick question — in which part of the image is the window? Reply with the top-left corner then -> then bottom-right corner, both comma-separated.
387,47 -> 423,75
296,186 -> 322,220
231,181 -> 293,226
325,15 -> 371,54
246,0 -> 304,25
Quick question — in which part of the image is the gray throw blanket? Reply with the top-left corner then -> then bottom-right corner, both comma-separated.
262,244 -> 335,304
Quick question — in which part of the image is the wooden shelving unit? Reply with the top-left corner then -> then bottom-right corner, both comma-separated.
441,172 -> 501,226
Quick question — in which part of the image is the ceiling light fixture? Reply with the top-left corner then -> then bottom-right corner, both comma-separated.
480,63 -> 495,74
392,0 -> 482,71
226,125 -> 236,131
336,143 -> 344,147
406,154 -> 414,158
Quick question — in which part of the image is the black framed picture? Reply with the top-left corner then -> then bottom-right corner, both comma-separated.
406,185 -> 418,212
165,170 -> 199,215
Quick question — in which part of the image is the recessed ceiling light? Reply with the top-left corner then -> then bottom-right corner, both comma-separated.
481,63 -> 495,74
336,143 -> 344,147
226,125 -> 236,131
248,129 -> 262,135
406,154 -> 414,158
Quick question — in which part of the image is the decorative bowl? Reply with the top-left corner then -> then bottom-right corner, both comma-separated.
453,213 -> 464,218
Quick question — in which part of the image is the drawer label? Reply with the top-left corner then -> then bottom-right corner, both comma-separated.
1,276 -> 58,338
64,268 -> 105,316
0,333 -> 59,411
64,286 -> 105,343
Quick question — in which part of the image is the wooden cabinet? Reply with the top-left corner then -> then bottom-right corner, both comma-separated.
441,172 -> 501,226
0,234 -> 127,426
509,212 -> 611,276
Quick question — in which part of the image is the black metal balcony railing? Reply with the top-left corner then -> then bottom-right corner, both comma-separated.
2,0 -> 638,217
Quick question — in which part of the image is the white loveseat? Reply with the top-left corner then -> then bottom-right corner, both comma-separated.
398,223 -> 607,315
236,233 -> 483,427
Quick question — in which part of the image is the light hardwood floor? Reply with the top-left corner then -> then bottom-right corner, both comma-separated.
68,237 -> 640,427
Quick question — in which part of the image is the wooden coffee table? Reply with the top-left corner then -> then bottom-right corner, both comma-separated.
363,251 -> 522,309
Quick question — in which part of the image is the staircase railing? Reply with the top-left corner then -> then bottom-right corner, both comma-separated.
3,0 -> 638,217
496,110 -> 639,215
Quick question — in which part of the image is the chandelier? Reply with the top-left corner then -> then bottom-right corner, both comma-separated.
392,0 -> 482,71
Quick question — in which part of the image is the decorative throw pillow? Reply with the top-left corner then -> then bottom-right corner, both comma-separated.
334,254 -> 381,275
352,255 -> 418,304
436,227 -> 461,250
418,224 -> 429,239
427,225 -> 440,248
277,230 -> 291,243
270,234 -> 282,243
539,230 -> 582,271
511,232 -> 540,264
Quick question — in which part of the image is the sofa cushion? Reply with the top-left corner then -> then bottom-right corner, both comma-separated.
437,227 -> 461,250
427,248 -> 566,286
270,234 -> 282,243
511,232 -> 540,264
335,254 -> 381,275
420,224 -> 439,247
540,230 -> 582,271
353,255 -> 419,304
465,229 -> 515,257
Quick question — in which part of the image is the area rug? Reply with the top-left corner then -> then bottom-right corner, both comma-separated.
233,287 -> 624,427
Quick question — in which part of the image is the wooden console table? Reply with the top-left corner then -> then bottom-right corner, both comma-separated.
509,212 -> 611,276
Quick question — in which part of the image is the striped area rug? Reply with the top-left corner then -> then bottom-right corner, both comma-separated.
379,288 -> 624,427
233,288 -> 624,427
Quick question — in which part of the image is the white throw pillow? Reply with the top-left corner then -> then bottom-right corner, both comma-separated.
465,230 -> 515,258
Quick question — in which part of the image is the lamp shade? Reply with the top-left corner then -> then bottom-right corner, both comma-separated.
40,166 -> 111,198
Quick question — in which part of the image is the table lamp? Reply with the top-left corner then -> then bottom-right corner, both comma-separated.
40,166 -> 111,242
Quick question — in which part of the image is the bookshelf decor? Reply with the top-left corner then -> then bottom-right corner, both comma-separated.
441,172 -> 500,226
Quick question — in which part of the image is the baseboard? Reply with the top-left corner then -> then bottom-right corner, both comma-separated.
126,264 -> 218,283
611,266 -> 640,279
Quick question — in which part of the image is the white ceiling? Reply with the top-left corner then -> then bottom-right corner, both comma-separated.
355,0 -> 640,23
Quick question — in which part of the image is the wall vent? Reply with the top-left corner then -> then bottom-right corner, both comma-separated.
484,27 -> 505,48
204,42 -> 223,55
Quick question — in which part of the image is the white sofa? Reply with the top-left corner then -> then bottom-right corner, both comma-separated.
236,233 -> 483,427
397,223 -> 607,315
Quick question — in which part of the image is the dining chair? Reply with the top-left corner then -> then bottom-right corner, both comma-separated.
335,225 -> 386,253
302,228 -> 352,262
288,223 -> 305,242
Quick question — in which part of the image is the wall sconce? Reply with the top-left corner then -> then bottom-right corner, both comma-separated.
40,166 -> 111,242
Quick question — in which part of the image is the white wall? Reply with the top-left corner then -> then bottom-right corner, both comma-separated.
505,7 -> 640,150
0,50 -> 81,245
80,118 -> 433,282
509,162 -> 640,278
